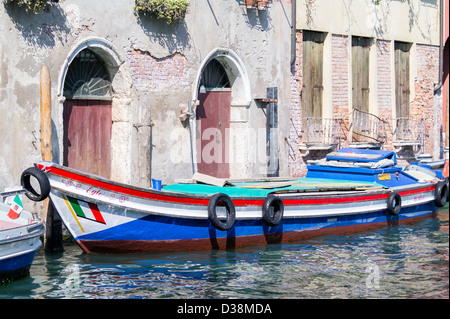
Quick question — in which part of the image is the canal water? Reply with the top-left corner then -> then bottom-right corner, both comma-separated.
1,205 -> 448,299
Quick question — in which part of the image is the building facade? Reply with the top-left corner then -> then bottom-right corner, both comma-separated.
1,0 -> 447,215
289,0 -> 448,176
1,0 -> 293,201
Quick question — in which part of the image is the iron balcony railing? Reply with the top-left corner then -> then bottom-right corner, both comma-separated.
350,108 -> 387,145
303,117 -> 342,146
299,111 -> 430,153
392,117 -> 428,152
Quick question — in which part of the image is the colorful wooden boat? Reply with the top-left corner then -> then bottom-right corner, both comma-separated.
1,187 -> 46,283
31,148 -> 448,254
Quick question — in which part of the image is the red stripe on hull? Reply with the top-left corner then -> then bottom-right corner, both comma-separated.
39,164 -> 210,205
76,212 -> 435,254
283,193 -> 389,205
37,164 -> 436,208
398,186 -> 435,196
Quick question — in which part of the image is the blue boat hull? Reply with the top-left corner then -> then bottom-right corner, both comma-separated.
0,251 -> 37,282
1,199 -> 45,283
75,202 -> 438,253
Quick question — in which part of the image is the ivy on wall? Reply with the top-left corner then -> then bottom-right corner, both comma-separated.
134,0 -> 189,24
4,0 -> 59,13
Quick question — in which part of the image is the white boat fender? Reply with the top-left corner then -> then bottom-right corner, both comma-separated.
387,192 -> 401,215
434,180 -> 448,207
262,195 -> 284,226
20,167 -> 51,202
208,193 -> 236,231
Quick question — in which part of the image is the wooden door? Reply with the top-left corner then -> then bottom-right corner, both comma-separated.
395,42 -> 411,119
352,36 -> 372,143
302,31 -> 324,127
63,99 -> 112,178
352,36 -> 371,113
196,90 -> 231,178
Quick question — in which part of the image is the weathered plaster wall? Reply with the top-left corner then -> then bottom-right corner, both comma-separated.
1,0 -> 292,199
297,0 -> 440,45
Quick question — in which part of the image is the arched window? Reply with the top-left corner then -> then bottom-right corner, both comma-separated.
63,49 -> 111,100
199,59 -> 230,90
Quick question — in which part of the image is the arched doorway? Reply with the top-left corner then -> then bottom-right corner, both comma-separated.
196,59 -> 231,178
62,48 -> 112,178
193,49 -> 251,179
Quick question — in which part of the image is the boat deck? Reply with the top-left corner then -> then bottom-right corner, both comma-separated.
163,177 -> 384,197
0,220 -> 21,231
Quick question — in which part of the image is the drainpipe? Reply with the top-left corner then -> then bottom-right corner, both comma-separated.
434,0 -> 444,93
434,0 -> 444,159
291,0 -> 297,66
267,87 -> 279,177
188,100 -> 198,175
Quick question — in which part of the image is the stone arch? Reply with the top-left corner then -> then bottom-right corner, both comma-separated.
193,48 -> 251,106
58,37 -> 123,98
190,48 -> 252,176
57,37 -> 132,183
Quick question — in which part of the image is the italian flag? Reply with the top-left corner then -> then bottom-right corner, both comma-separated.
66,196 -> 106,224
8,195 -> 23,219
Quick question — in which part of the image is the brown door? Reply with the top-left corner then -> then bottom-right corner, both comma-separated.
196,90 -> 231,178
352,36 -> 371,113
302,31 -> 324,127
395,41 -> 411,119
352,36 -> 371,143
63,99 -> 112,178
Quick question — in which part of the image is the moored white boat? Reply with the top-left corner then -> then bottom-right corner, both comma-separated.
1,186 -> 46,283
32,148 -> 448,254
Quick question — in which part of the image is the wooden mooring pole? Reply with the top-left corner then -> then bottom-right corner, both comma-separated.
40,65 -> 63,252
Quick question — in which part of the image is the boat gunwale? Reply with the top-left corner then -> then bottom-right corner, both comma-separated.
38,162 -> 215,201
0,221 -> 45,246
38,162 -> 438,205
50,185 -> 398,221
0,241 -> 43,262
44,168 -> 398,205
50,186 -> 210,220
49,178 -> 438,221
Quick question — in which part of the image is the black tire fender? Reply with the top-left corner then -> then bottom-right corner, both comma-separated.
434,180 -> 448,207
20,167 -> 51,202
445,177 -> 450,202
262,195 -> 284,226
387,192 -> 401,215
208,193 -> 236,231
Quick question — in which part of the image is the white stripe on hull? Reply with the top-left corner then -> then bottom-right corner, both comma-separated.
47,170 -> 438,241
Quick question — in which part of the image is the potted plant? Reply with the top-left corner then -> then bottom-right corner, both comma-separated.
245,0 -> 255,8
135,0 -> 189,25
257,0 -> 269,10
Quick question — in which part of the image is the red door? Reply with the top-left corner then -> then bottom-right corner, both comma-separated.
63,99 -> 112,178
196,90 -> 231,178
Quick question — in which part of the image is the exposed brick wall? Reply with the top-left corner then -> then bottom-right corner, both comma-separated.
376,39 -> 394,150
376,40 -> 392,119
287,34 -> 441,175
331,34 -> 349,119
288,30 -> 304,176
373,41 -> 440,158
412,44 -> 440,156
331,34 -> 350,146
128,47 -> 188,90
